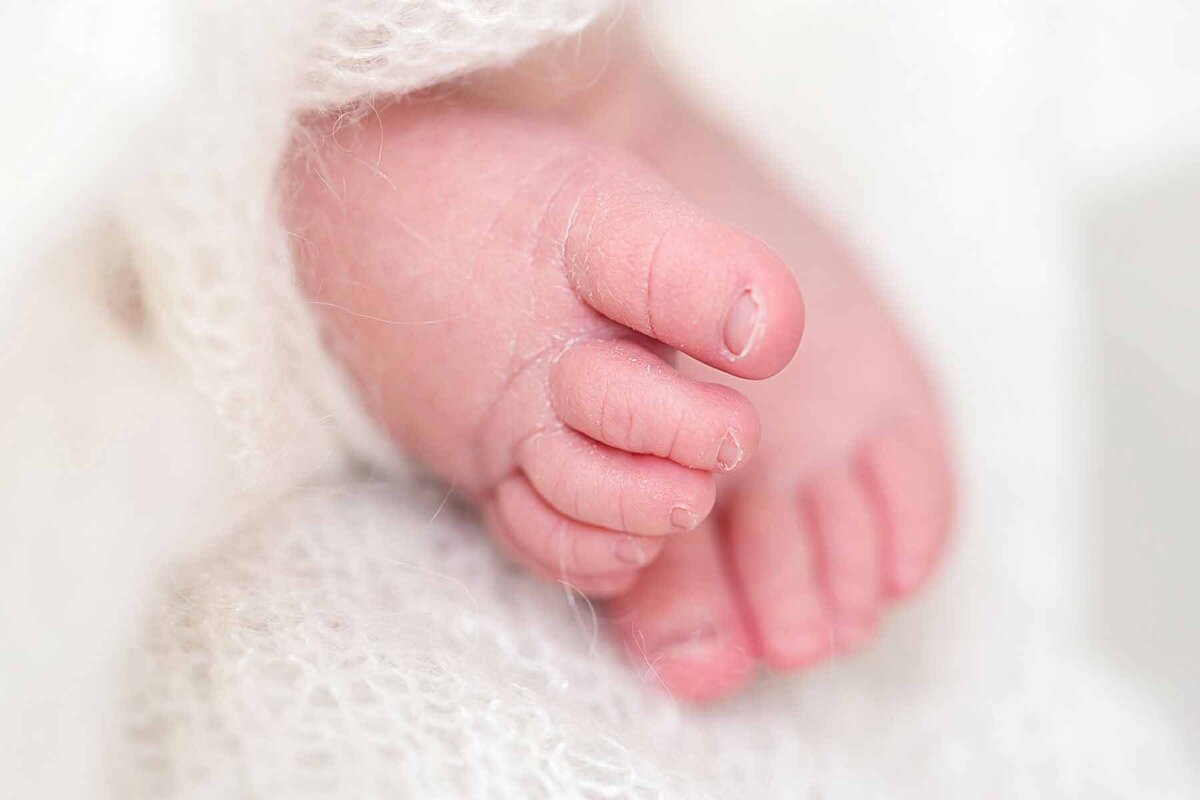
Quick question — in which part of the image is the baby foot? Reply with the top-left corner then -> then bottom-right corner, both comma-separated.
472,27 -> 956,700
599,92 -> 955,701
286,102 -> 804,597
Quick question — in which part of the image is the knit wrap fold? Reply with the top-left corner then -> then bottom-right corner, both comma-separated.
123,0 -> 616,502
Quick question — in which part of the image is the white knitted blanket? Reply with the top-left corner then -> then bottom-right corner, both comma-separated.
0,1 -> 1195,797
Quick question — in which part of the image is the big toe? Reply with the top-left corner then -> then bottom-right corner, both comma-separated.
551,151 -> 805,379
608,523 -> 755,702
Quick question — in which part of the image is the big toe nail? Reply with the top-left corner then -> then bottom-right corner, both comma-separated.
723,288 -> 763,358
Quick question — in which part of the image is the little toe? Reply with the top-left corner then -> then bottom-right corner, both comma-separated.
556,156 -> 804,379
550,337 -> 760,472
808,469 -> 883,653
727,488 -> 833,671
859,427 -> 955,598
518,429 -> 717,537
487,520 -> 643,599
608,523 -> 755,702
493,474 -> 665,576
483,500 -> 641,598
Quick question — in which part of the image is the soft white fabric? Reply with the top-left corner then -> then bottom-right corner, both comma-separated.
1,0 -> 1196,798
116,484 -> 1197,798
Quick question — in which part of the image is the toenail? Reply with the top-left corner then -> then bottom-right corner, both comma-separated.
651,623 -> 722,660
722,288 -> 763,359
643,623 -> 755,699
771,626 -> 832,667
716,430 -> 743,471
656,637 -> 720,665
670,506 -> 701,531
615,536 -> 650,567
832,614 -> 876,652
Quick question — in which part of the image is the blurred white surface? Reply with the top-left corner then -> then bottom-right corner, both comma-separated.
1087,165 -> 1200,752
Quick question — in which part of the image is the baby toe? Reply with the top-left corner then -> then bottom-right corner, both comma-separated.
808,469 -> 883,653
859,427 -> 955,598
553,153 -> 804,380
727,488 -> 833,671
483,497 -> 642,599
493,474 -> 664,576
518,429 -> 716,537
608,523 -> 756,702
550,337 -> 760,472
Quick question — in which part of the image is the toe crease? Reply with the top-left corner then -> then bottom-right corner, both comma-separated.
642,226 -> 670,340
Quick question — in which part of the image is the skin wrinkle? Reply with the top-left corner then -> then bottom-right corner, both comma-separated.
576,186 -> 605,297
634,387 -> 654,455
559,194 -> 582,269
470,323 -> 606,485
561,166 -> 680,347
474,146 -> 582,275
643,388 -> 662,455
560,172 -> 610,301
642,222 -> 668,341
463,150 -> 612,489
597,365 -> 612,445
663,405 -> 685,466
508,422 -> 560,478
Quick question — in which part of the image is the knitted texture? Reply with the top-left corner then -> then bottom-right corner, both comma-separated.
121,0 -> 617,501
304,0 -> 620,105
119,487 -> 701,799
117,484 -> 1196,799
